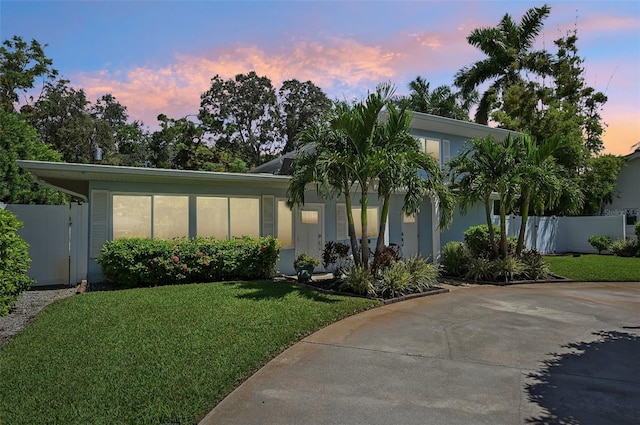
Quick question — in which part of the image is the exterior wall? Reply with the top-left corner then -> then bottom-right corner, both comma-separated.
441,203 -> 487,247
606,155 -> 640,240
86,180 -> 417,281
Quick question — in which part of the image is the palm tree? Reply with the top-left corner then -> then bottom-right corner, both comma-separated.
448,135 -> 519,258
289,83 -> 455,268
454,4 -> 552,124
405,76 -> 476,121
513,135 -> 564,255
287,119 -> 362,266
374,99 -> 455,255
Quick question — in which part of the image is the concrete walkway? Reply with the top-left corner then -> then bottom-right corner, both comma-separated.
200,282 -> 640,425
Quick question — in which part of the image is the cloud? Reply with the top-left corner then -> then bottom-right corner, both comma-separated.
75,36 -> 410,127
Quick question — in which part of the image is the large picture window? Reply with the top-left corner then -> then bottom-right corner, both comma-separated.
112,194 -> 189,240
112,195 -> 151,239
197,196 -> 260,239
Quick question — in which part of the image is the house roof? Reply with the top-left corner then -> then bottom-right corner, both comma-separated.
250,110 -> 516,174
17,160 -> 292,201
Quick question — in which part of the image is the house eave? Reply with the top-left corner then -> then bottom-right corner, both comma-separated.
18,160 -> 292,198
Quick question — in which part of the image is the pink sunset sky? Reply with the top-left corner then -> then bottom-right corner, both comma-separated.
2,1 -> 639,155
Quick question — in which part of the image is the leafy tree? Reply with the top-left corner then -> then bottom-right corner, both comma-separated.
199,71 -> 278,167
579,155 -> 626,215
277,79 -> 331,153
24,79 -> 115,163
0,35 -> 58,113
148,114 -> 247,172
0,110 -> 67,204
454,4 -> 552,124
404,76 -> 476,120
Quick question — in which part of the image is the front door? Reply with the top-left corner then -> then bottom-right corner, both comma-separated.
295,204 -> 324,270
402,213 -> 419,258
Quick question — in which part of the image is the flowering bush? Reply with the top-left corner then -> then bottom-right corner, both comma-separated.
98,236 -> 280,287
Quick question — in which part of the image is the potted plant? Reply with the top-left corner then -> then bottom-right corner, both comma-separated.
294,252 -> 320,283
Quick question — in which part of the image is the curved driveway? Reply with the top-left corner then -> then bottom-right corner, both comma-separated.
201,282 -> 640,425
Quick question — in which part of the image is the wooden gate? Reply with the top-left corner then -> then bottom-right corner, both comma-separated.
7,203 -> 88,287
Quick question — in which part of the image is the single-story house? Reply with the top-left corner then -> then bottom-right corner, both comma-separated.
605,146 -> 640,239
18,111 -> 514,283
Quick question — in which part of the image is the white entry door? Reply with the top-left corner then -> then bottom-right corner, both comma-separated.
402,213 -> 419,258
295,204 -> 324,269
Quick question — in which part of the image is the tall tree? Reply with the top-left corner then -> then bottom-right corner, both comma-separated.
405,76 -> 476,121
199,71 -> 278,167
454,4 -> 552,124
25,79 -> 97,163
579,155 -> 626,216
0,110 -> 67,204
0,35 -> 58,113
278,79 -> 331,153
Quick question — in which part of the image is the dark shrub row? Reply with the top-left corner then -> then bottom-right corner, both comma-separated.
0,209 -> 34,316
98,236 -> 281,287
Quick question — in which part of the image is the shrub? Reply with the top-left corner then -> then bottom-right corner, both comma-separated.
464,257 -> 493,282
636,222 -> 640,239
588,235 -> 613,254
321,241 -> 350,277
492,256 -> 524,282
441,241 -> 469,277
293,252 -> 320,270
371,245 -> 400,277
377,261 -> 411,298
520,249 -> 550,280
464,225 -> 500,258
98,236 -> 280,287
340,266 -> 375,296
404,256 -> 439,291
609,238 -> 638,258
0,209 -> 34,316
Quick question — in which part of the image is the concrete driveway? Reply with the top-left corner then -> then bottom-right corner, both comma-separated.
200,282 -> 640,425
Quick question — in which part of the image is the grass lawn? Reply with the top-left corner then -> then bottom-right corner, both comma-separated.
0,280 -> 379,425
545,254 -> 640,281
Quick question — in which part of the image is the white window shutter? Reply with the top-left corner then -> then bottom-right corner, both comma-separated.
442,139 -> 451,168
262,195 -> 275,236
336,203 -> 347,240
90,190 -> 109,258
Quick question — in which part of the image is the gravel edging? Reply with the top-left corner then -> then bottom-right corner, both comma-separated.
0,287 -> 77,349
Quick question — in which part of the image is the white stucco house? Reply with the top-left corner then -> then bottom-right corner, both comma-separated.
18,111 -> 514,283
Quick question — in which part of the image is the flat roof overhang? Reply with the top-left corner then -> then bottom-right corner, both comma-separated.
18,160 -> 292,200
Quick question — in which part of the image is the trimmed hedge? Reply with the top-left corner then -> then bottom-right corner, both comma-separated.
0,209 -> 34,316
98,236 -> 281,287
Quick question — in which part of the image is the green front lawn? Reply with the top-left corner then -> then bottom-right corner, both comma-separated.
546,254 -> 640,281
0,281 -> 379,425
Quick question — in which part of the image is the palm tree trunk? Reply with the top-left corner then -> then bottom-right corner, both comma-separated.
375,195 -> 391,256
516,190 -> 531,255
344,189 -> 361,267
484,193 -> 499,258
361,190 -> 370,269
499,199 -> 508,258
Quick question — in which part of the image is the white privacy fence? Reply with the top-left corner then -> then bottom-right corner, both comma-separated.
7,203 -> 88,286
492,215 -> 627,254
